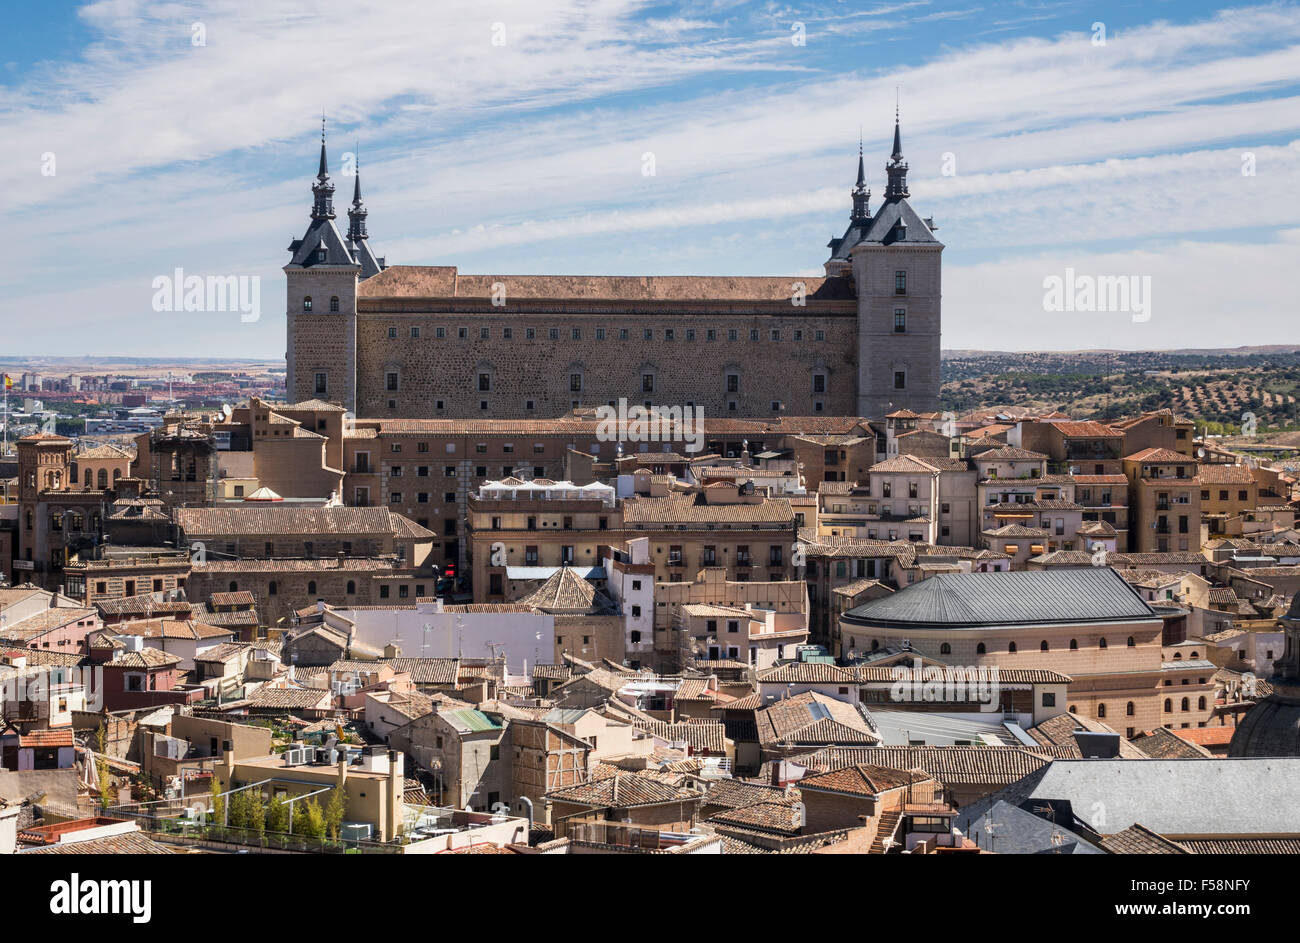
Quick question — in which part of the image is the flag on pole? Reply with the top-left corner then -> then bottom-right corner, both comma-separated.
2,375 -> 11,390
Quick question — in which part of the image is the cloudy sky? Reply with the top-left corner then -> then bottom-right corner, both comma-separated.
2,0 -> 1298,357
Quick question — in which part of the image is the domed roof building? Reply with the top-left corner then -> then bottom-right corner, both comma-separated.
1228,594 -> 1300,757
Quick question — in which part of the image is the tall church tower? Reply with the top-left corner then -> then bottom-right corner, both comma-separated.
826,115 -> 942,418
284,122 -> 384,411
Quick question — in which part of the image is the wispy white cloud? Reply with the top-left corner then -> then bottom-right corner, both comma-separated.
2,0 -> 1299,354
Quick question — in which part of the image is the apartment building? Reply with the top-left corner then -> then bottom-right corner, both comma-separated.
1122,448 -> 1202,553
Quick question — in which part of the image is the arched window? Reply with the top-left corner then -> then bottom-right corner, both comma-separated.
97,469 -> 108,488
307,581 -> 317,596
268,581 -> 277,596
1008,641 -> 1017,654
1097,703 -> 1106,718
1164,698 -> 1172,713
229,582 -> 238,593
1127,636 -> 1136,647
1069,639 -> 1078,650
940,643 -> 951,655
1040,640 -> 1049,652
1069,705 -> 1077,714
346,580 -> 356,595
113,469 -> 122,481
1198,696 -> 1206,710
1190,651 -> 1199,659
871,639 -> 879,651
1126,702 -> 1135,716
976,642 -> 986,655
329,296 -> 340,312
1181,698 -> 1190,712
1099,637 -> 1108,649
1173,652 -> 1182,660
303,296 -> 313,312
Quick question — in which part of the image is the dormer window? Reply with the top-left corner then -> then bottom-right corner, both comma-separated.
316,246 -> 328,262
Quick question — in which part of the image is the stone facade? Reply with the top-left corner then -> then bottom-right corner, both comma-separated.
285,124 -> 941,421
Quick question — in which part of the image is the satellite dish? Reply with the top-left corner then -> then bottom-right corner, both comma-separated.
1196,447 -> 1206,459
221,403 -> 233,421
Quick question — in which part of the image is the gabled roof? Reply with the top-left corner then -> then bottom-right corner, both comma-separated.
1125,447 -> 1194,463
797,763 -> 932,797
544,772 -> 701,809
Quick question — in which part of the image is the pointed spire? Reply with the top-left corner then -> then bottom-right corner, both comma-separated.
318,114 -> 329,178
347,143 -> 368,243
312,112 -> 336,221
883,103 -> 909,202
850,135 -> 870,222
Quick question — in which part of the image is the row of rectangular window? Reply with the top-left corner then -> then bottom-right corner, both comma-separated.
382,326 -> 832,342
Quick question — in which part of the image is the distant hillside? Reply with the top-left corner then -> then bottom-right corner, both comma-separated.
940,349 -> 1300,433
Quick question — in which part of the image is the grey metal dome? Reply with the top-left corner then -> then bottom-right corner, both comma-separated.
1229,689 -> 1300,757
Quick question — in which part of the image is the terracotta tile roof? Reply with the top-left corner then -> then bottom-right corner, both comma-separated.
623,493 -> 794,525
703,779 -> 788,810
790,745 -> 1052,786
194,641 -> 251,663
115,618 -> 233,641
380,657 -> 459,685
1168,726 -> 1235,747
755,691 -> 879,747
832,578 -> 891,598
797,763 -> 932,796
1130,726 -> 1213,759
359,266 -> 848,302
175,506 -> 403,536
757,662 -> 858,684
1178,837 -> 1300,854
110,647 -> 182,669
243,686 -> 333,709
1098,823 -> 1192,855
20,830 -> 175,855
636,720 -> 727,754
207,591 -> 256,607
974,446 -> 1048,462
544,771 -> 702,809
1197,464 -> 1255,485
1125,447 -> 1194,463
853,665 -> 1072,684
1047,420 -> 1123,438
709,798 -> 804,836
95,595 -> 193,617
0,607 -> 98,642
519,567 -> 614,613
10,727 -> 76,748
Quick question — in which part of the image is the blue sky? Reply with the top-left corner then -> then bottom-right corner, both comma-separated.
1,0 -> 1298,356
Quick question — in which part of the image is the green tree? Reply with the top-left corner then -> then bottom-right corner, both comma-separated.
325,787 -> 347,841
266,794 -> 290,834
209,775 -> 225,826
300,797 -> 326,839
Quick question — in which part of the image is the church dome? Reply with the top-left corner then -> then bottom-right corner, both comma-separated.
1229,691 -> 1300,757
